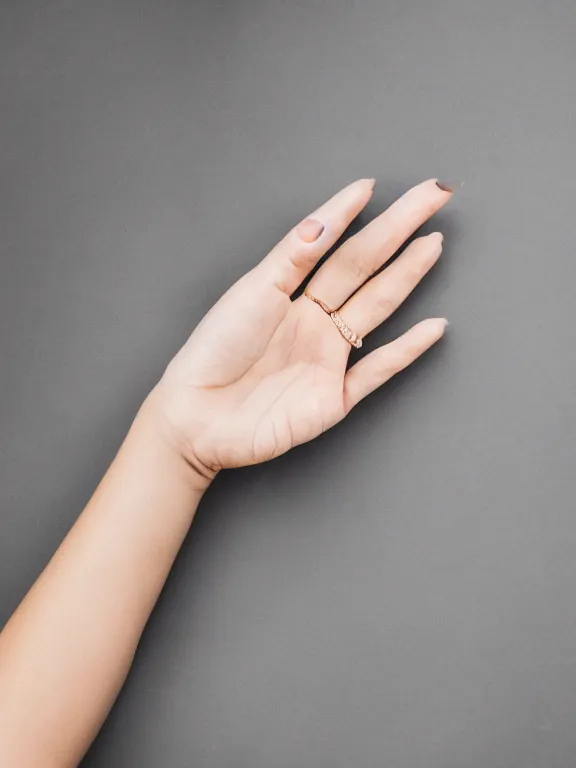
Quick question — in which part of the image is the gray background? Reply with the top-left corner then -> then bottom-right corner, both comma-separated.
1,1 -> 576,766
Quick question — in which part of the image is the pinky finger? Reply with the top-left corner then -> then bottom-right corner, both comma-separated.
343,318 -> 448,412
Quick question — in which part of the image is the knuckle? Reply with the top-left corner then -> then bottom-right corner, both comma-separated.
405,343 -> 421,361
339,243 -> 372,281
375,292 -> 397,315
343,254 -> 369,280
288,247 -> 312,271
406,263 -> 425,282
386,346 -> 415,372
386,353 -> 405,372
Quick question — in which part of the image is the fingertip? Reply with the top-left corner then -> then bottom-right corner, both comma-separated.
435,179 -> 464,194
417,178 -> 457,195
426,232 -> 444,260
429,317 -> 449,337
414,317 -> 448,340
345,177 -> 376,198
435,180 -> 454,193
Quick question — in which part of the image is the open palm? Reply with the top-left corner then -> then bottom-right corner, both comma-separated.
156,178 -> 452,475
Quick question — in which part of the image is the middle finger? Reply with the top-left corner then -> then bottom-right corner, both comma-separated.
337,232 -> 444,340
304,178 -> 453,311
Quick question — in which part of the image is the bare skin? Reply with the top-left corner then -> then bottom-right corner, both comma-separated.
0,177 -> 452,767
160,178 -> 451,471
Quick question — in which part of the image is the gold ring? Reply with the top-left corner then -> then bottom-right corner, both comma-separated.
304,293 -> 363,348
329,311 -> 363,348
304,291 -> 335,314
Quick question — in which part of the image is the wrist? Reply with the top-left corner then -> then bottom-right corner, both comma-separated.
131,392 -> 217,496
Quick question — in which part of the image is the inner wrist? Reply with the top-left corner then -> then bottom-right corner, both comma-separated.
132,393 -> 217,495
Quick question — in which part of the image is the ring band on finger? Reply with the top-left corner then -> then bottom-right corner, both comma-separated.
329,310 -> 363,348
304,292 -> 363,349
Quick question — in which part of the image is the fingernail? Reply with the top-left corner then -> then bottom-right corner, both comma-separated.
366,177 -> 377,190
429,231 -> 444,243
436,180 -> 458,193
297,218 -> 325,243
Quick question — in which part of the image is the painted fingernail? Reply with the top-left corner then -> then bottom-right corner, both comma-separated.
297,218 -> 325,243
436,180 -> 457,193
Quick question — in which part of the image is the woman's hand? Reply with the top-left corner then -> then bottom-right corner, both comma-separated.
0,177 -> 453,768
152,178 -> 453,479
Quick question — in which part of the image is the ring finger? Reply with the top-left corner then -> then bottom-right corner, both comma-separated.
336,232 -> 444,340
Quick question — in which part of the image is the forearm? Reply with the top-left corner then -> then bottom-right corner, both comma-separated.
0,175 -> 451,766
0,396 -> 209,768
